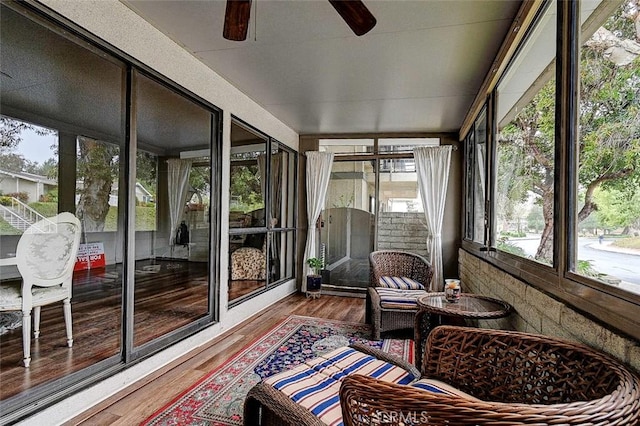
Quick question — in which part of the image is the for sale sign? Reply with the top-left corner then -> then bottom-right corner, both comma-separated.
74,242 -> 106,271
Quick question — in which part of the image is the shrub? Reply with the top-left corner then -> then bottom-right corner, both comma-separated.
497,237 -> 528,257
6,192 -> 29,203
39,189 -> 58,203
499,230 -> 526,238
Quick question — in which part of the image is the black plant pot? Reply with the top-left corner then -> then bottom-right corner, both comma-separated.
307,274 -> 322,291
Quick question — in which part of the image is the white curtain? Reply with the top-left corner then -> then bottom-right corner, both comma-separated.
167,158 -> 192,247
302,151 -> 334,291
414,146 -> 452,291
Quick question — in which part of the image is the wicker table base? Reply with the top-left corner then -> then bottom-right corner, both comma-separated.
414,292 -> 512,369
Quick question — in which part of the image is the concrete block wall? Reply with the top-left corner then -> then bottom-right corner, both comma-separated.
459,249 -> 640,373
377,212 -> 428,258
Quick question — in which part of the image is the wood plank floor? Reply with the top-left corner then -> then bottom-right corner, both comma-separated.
65,293 -> 367,425
0,259 -> 210,400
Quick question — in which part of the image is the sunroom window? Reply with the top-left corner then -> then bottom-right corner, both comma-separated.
495,1 -> 557,265
573,0 -> 640,295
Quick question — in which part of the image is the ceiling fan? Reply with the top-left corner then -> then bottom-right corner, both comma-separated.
223,0 -> 377,41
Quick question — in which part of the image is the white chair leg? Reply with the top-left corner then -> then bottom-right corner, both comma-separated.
22,310 -> 31,368
33,306 -> 41,339
63,299 -> 73,347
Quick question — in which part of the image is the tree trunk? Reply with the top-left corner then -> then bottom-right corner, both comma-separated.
535,190 -> 554,262
76,139 -> 116,232
76,178 -> 111,232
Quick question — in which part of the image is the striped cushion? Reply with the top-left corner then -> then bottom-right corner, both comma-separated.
410,378 -> 480,400
375,288 -> 427,310
264,346 -> 416,426
379,276 -> 425,290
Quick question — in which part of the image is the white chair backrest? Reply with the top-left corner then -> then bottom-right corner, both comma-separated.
15,212 -> 82,286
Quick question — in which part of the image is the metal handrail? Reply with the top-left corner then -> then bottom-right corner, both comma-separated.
0,197 -> 48,231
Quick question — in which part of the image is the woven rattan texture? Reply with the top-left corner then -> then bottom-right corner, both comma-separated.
340,326 -> 640,425
367,250 -> 433,340
369,250 -> 434,290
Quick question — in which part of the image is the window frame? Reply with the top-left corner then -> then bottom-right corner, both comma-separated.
461,0 -> 640,342
228,117 -> 298,307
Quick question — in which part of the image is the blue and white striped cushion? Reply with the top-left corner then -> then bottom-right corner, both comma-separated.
375,288 -> 427,310
264,346 -> 416,426
379,276 -> 425,290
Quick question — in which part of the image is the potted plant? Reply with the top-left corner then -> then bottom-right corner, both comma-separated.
306,257 -> 323,292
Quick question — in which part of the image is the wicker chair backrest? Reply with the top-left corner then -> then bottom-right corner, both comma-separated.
424,326 -> 635,404
369,250 -> 433,289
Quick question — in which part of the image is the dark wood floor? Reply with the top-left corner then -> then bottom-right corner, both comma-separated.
64,293 -> 367,425
228,279 -> 265,300
0,259 -> 209,400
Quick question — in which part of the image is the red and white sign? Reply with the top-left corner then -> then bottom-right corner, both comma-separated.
74,242 -> 106,271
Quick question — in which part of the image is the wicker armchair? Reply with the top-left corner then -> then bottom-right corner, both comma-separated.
340,325 -> 640,425
367,250 -> 433,339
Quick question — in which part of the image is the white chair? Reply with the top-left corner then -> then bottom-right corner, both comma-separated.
0,212 -> 81,367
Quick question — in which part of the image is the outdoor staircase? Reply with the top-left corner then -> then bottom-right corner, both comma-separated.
0,197 -> 46,232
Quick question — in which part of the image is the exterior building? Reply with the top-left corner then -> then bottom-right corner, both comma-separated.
0,169 -> 56,203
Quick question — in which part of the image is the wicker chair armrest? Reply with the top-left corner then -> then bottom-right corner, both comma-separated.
340,375 -> 486,426
340,373 -> 640,426
349,343 -> 420,378
244,381 -> 325,426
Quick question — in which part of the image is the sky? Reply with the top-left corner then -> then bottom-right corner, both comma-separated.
15,127 -> 58,165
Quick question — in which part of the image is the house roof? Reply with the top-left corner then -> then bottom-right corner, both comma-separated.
0,168 -> 57,186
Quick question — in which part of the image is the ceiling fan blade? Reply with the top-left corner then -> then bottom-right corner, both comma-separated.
223,0 -> 252,41
328,0 -> 377,36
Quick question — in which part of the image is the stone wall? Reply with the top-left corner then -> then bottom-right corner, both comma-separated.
459,249 -> 640,373
377,212 -> 428,258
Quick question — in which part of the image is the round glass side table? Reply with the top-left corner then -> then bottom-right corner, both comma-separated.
414,292 -> 513,369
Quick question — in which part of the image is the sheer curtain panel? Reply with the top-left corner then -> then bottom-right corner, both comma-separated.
167,158 -> 193,247
302,151 -> 334,291
414,146 -> 452,291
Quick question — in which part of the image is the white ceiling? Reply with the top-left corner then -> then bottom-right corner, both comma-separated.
122,0 -> 521,135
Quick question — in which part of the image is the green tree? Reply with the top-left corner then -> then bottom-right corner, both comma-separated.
499,2 -> 640,262
593,187 -> 640,232
230,164 -> 262,212
0,117 -> 57,178
0,152 -> 31,173
0,116 -> 55,154
39,158 -> 59,180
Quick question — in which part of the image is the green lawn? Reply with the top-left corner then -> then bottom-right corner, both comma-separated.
1,203 -> 156,234
28,202 -> 59,218
0,218 -> 22,235
104,206 -> 157,231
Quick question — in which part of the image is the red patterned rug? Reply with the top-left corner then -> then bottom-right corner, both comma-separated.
142,315 -> 414,425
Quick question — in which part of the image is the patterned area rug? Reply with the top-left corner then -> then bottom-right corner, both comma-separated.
142,315 -> 413,426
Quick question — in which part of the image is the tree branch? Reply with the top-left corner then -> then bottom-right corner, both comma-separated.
578,168 -> 634,222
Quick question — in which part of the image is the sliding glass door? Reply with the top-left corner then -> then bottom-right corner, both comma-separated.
318,138 -> 438,293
